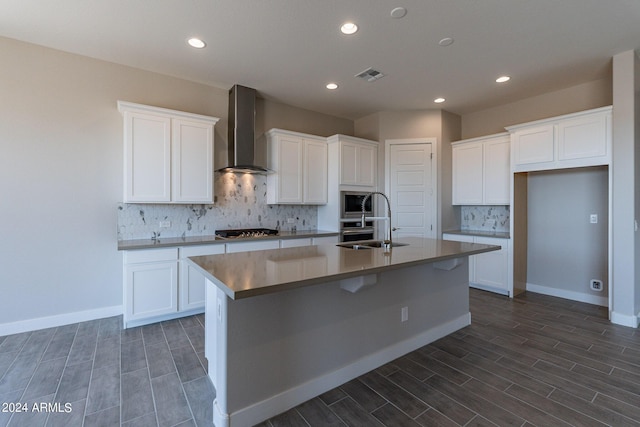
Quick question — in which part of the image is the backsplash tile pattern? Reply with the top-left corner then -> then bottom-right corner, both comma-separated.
461,205 -> 510,232
117,173 -> 317,240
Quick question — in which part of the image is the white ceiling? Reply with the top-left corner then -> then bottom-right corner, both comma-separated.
2,0 -> 640,119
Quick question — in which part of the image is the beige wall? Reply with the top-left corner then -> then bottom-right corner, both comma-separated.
461,78 -> 613,139
611,50 -> 639,324
355,109 -> 462,235
527,167 -> 609,298
0,36 -> 352,330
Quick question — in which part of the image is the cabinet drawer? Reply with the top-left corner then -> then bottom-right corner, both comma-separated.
180,244 -> 225,258
280,238 -> 313,248
442,233 -> 474,243
125,247 -> 178,264
225,240 -> 280,253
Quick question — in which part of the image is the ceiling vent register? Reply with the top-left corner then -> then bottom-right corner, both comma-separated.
355,67 -> 385,82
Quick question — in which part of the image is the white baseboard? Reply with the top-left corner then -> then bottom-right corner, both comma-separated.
217,312 -> 471,427
610,311 -> 640,328
526,283 -> 608,307
0,305 -> 123,336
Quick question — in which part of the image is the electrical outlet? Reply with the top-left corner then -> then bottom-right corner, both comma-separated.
159,221 -> 171,228
286,218 -> 295,224
590,279 -> 603,291
401,306 -> 409,322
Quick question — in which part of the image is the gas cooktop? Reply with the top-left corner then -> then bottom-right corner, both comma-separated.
215,228 -> 279,239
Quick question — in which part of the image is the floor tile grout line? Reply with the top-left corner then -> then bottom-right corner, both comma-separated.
80,322 -> 99,427
139,336 -> 160,427
161,320 -> 197,426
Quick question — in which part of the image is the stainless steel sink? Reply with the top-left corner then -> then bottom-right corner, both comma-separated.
336,240 -> 409,249
360,241 -> 409,248
336,243 -> 373,250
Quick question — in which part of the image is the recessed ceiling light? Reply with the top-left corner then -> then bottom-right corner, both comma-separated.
496,75 -> 511,83
340,22 -> 358,35
390,7 -> 407,18
438,37 -> 454,47
187,38 -> 206,49
434,98 -> 445,103
326,83 -> 338,90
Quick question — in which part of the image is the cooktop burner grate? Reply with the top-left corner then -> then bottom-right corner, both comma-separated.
215,228 -> 279,239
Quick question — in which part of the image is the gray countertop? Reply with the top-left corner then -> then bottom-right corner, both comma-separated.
187,236 -> 500,300
117,229 -> 339,251
443,229 -> 511,239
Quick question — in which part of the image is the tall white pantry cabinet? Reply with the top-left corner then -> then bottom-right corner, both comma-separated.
117,101 -> 220,204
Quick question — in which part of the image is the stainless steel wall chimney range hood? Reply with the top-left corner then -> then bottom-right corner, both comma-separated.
218,84 -> 269,174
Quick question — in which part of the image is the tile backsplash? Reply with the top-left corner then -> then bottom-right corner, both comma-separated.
117,173 -> 317,240
461,205 -> 510,232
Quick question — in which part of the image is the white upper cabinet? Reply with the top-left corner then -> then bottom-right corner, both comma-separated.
327,135 -> 378,188
512,124 -> 555,166
452,133 -> 510,205
452,142 -> 483,205
266,129 -> 328,205
118,101 -> 219,204
483,136 -> 511,204
303,138 -> 329,204
508,106 -> 612,173
172,118 -> 215,203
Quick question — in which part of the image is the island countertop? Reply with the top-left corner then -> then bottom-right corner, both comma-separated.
188,236 -> 500,300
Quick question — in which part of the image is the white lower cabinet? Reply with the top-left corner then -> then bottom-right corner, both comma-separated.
179,244 -> 225,312
123,234 -> 339,327
443,233 -> 510,295
280,238 -> 313,248
124,248 -> 179,327
312,235 -> 339,245
225,240 -> 281,253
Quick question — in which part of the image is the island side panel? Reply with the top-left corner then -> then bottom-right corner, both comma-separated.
215,259 -> 470,425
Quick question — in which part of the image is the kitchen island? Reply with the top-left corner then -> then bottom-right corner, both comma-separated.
187,237 -> 499,427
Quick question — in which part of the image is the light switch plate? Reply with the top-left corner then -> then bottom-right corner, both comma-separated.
590,214 -> 598,224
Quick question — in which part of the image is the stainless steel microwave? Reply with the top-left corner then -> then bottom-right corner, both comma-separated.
341,191 -> 374,217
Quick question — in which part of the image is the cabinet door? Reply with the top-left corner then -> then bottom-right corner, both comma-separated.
124,111 -> 171,202
441,234 -> 475,280
558,114 -> 608,161
278,136 -> 304,203
452,143 -> 483,205
179,244 -> 224,311
357,143 -> 377,187
340,142 -> 358,185
483,138 -> 510,204
473,237 -> 508,292
303,139 -> 328,204
125,261 -> 178,321
512,125 -> 554,166
172,119 -> 214,203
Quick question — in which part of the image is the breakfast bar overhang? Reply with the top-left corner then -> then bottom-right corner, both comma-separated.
187,237 -> 500,426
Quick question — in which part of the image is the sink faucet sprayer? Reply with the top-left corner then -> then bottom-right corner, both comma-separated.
361,191 -> 393,249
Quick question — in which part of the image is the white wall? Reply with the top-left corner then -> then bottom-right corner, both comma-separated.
526,167 -> 609,303
0,37 -> 352,334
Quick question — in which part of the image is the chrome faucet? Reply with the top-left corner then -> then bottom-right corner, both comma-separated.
361,191 -> 392,248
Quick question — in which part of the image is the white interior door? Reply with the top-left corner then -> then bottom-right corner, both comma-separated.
386,140 -> 436,238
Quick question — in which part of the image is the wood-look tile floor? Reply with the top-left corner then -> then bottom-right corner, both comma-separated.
2,289 -> 640,426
